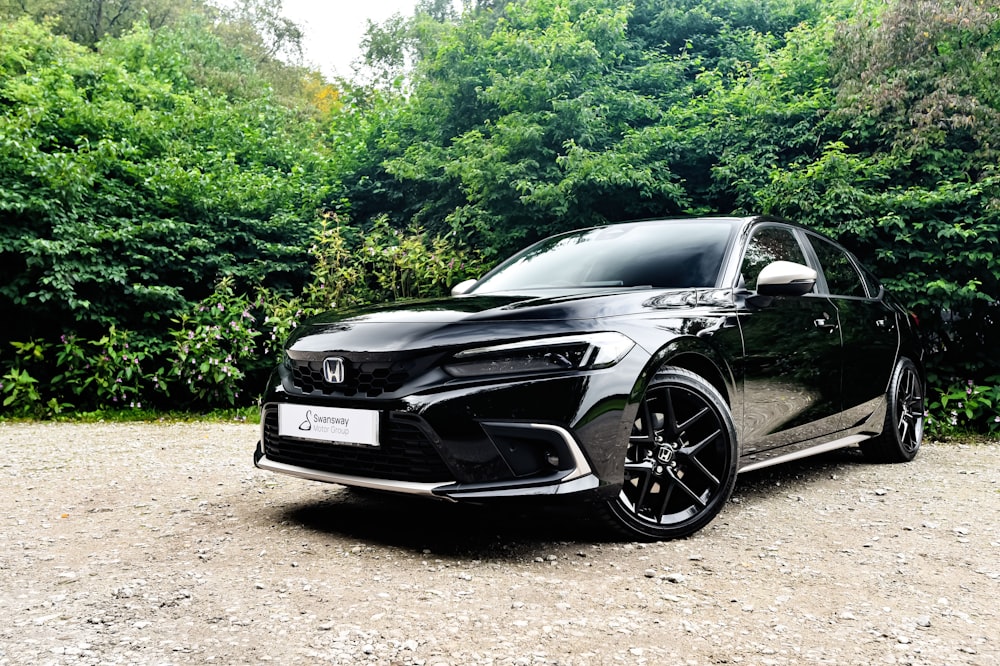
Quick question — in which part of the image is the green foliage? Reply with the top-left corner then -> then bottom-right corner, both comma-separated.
927,378 -> 1000,437
170,277 -> 261,407
71,327 -> 166,409
0,213 -> 485,414
1,360 -> 43,414
347,0 -> 842,258
0,17 -> 329,343
3,0 -> 1000,433
755,0 -> 1000,385
0,0 -> 213,46
261,215 -> 487,359
360,216 -> 486,300
2,340 -> 63,417
7,328 -> 168,413
369,0 -> 691,256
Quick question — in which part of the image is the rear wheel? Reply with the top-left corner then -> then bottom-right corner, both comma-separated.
603,367 -> 738,540
862,357 -> 924,463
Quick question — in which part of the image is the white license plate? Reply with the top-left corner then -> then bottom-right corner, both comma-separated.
277,404 -> 380,447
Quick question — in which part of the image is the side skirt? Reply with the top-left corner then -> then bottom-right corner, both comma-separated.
738,434 -> 870,474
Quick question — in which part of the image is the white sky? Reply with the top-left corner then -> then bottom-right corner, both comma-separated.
280,0 -> 423,78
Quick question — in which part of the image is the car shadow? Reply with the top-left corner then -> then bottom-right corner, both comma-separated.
283,490 -> 596,558
280,446 -> 870,556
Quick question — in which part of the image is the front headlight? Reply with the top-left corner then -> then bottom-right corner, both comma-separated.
442,332 -> 636,378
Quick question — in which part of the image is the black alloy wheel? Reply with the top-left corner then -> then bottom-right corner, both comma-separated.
862,357 -> 925,463
604,367 -> 738,540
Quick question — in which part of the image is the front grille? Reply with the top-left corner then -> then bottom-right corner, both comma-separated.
288,352 -> 441,398
261,406 -> 453,483
292,358 -> 411,397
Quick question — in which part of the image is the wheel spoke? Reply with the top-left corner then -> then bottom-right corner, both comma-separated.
667,469 -> 707,507
676,405 -> 710,434
898,415 -> 910,446
631,400 -> 657,446
681,428 -> 721,457
633,468 -> 656,517
654,479 -> 675,522
683,454 -> 720,488
662,387 -> 679,436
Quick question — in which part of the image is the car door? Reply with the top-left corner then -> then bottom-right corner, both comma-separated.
734,224 -> 844,458
804,233 -> 898,424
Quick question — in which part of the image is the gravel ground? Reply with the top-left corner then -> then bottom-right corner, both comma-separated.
0,421 -> 997,666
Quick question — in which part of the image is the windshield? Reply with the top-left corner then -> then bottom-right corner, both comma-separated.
472,220 -> 735,293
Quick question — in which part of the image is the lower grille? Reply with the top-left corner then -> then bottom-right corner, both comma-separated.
261,406 -> 453,483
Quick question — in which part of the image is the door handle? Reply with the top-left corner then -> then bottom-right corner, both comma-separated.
813,317 -> 839,331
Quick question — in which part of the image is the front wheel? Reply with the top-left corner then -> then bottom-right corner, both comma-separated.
862,357 -> 925,463
603,367 -> 738,541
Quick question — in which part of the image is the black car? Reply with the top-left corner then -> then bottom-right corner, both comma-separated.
255,217 -> 926,540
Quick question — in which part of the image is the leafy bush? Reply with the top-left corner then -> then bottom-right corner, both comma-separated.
0,18 -> 327,345
926,378 -> 1000,437
0,217 -> 485,415
261,215 -> 487,359
170,277 -> 262,407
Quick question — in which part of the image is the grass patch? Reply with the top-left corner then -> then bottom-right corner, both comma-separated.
2,405 -> 260,425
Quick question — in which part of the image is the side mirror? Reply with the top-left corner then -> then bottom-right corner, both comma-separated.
451,278 -> 478,296
756,261 -> 816,297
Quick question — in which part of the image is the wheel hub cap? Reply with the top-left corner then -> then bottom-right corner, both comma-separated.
655,446 -> 675,465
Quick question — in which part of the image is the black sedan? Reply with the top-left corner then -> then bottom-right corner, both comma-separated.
255,217 -> 926,540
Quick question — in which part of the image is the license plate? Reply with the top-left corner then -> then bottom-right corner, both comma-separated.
277,404 -> 380,447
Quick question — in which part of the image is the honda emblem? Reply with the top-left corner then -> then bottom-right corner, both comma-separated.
322,357 -> 346,384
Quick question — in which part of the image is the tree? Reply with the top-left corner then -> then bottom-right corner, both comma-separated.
0,18 -> 332,344
0,0 -> 212,45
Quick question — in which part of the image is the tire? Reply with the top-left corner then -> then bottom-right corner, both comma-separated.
862,357 -> 925,463
602,367 -> 738,541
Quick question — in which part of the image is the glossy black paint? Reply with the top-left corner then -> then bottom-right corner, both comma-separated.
256,216 -> 925,528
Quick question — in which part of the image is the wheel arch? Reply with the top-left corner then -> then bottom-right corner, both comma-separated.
644,337 -> 736,408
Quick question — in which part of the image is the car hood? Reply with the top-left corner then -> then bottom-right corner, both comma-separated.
284,289 -> 731,354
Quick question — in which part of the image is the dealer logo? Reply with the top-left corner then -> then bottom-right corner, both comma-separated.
322,357 -> 346,384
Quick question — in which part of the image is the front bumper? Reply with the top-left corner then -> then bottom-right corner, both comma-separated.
254,401 -> 604,500
254,421 -> 600,501
255,353 -> 647,500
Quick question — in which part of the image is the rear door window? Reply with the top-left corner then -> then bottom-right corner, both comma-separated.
808,235 -> 866,298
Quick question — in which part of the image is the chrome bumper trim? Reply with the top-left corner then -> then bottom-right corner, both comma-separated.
255,456 -> 455,498
441,473 -> 599,499
479,420 -> 595,481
